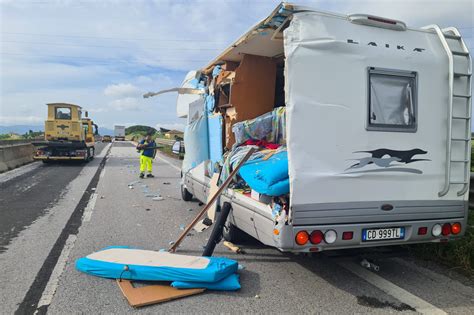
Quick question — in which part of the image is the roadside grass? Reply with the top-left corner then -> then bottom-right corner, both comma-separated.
410,209 -> 474,276
157,144 -> 183,160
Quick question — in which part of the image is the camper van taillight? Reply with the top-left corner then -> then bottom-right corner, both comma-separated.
441,223 -> 451,236
432,224 -> 442,237
451,223 -> 462,235
295,231 -> 309,245
324,230 -> 337,244
310,230 -> 323,245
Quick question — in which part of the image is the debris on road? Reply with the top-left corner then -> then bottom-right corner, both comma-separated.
360,259 -> 380,272
117,279 -> 204,308
152,196 -> 164,201
224,241 -> 245,254
163,182 -> 171,185
76,247 -> 241,307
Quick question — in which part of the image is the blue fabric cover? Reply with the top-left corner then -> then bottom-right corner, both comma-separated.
208,114 -> 223,164
239,151 -> 289,196
171,273 -> 240,291
182,114 -> 209,172
75,247 -> 238,283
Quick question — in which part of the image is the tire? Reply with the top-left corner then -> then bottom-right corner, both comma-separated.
181,184 -> 193,201
223,214 -> 247,243
89,147 -> 95,160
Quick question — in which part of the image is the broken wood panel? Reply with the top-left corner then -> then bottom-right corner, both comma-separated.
225,54 -> 277,148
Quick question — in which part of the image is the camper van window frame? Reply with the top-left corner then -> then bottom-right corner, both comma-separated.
55,107 -> 72,120
366,67 -> 418,133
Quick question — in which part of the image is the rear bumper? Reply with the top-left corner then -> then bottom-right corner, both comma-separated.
34,156 -> 86,160
277,217 -> 468,252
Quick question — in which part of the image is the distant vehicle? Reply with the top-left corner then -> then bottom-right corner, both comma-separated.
33,103 -> 98,162
102,135 -> 112,142
148,3 -> 472,253
114,125 -> 126,141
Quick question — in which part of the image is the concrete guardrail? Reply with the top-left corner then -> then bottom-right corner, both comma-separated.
0,143 -> 36,173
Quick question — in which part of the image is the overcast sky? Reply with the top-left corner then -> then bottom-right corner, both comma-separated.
0,0 -> 472,131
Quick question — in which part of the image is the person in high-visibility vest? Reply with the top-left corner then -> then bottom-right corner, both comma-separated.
137,133 -> 157,179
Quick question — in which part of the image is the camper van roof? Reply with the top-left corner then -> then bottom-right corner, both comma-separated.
202,2 -> 443,72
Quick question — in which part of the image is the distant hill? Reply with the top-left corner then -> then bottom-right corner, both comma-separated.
125,125 -> 157,136
0,125 -> 43,134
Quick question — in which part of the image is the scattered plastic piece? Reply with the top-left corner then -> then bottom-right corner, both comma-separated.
238,264 -> 245,270
152,196 -> 164,201
91,188 -> 96,191
255,295 -> 260,299
100,196 -> 105,199
158,249 -> 166,252
163,182 -> 171,185
179,224 -> 186,231
187,208 -> 193,212
145,208 -> 151,211
128,186 -> 134,189
169,241 -> 175,246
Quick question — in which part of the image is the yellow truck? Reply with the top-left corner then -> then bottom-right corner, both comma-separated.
33,103 -> 98,162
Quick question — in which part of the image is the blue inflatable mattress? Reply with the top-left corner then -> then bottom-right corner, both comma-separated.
239,151 -> 289,196
76,247 -> 238,283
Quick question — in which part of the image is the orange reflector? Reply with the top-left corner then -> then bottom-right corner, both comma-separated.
451,222 -> 461,235
273,229 -> 280,236
295,231 -> 309,245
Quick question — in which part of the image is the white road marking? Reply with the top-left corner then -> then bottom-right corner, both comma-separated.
99,167 -> 106,179
155,153 -> 181,172
36,234 -> 77,310
0,162 -> 41,184
338,261 -> 447,315
82,193 -> 98,222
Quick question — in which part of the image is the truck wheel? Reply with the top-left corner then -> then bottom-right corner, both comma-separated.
223,215 -> 247,243
181,184 -> 193,201
89,148 -> 95,160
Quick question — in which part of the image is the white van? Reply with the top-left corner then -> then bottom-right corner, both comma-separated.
150,3 -> 472,252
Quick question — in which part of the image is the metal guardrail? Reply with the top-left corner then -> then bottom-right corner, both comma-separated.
0,139 -> 41,146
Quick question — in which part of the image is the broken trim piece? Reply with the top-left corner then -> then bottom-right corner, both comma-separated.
143,87 -> 205,99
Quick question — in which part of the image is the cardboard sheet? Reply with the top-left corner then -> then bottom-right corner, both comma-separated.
117,280 -> 204,308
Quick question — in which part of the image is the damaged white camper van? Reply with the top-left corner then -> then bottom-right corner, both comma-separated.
148,3 -> 472,252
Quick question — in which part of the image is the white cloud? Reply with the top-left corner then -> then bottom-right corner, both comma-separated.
108,97 -> 141,111
104,83 -> 141,98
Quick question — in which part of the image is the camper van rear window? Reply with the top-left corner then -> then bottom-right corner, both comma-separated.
55,107 -> 72,120
367,68 -> 417,132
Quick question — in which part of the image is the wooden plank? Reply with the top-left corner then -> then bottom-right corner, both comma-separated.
116,280 -> 204,308
169,148 -> 256,252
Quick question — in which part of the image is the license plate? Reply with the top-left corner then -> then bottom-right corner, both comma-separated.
362,227 -> 405,242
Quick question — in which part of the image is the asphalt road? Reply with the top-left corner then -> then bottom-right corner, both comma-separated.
0,142 -> 107,252
1,141 -> 473,314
